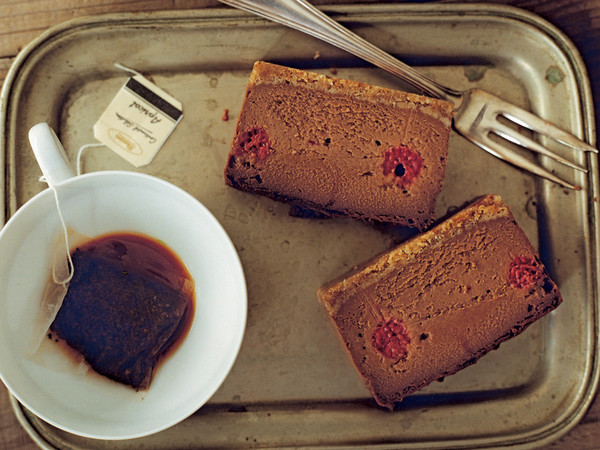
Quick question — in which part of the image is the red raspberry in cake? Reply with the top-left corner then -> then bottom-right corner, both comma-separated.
508,256 -> 543,289
234,127 -> 270,161
382,146 -> 423,188
372,318 -> 411,359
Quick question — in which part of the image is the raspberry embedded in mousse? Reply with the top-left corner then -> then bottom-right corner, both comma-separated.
382,145 -> 423,188
372,318 -> 411,360
234,127 -> 271,161
508,256 -> 543,289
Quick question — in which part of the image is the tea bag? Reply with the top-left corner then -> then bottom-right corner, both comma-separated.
45,232 -> 195,389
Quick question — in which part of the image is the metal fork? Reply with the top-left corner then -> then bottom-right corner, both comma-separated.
219,0 -> 598,190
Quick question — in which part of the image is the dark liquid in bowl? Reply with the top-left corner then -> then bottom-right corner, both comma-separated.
49,232 -> 195,390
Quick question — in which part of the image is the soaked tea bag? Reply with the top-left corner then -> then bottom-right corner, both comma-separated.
30,228 -> 196,389
47,232 -> 195,389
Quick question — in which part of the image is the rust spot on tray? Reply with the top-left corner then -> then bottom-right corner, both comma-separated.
545,66 -> 565,85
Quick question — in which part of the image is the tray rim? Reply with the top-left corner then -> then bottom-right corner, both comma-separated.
1,3 -> 598,448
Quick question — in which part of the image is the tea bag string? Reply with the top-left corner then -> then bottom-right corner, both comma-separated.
42,63 -> 143,283
39,176 -> 75,285
113,62 -> 143,77
39,141 -> 112,283
76,143 -> 105,176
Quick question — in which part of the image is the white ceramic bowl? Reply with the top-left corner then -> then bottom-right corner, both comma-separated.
0,125 -> 247,439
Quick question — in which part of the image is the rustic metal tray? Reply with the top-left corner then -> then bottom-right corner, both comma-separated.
1,3 -> 598,448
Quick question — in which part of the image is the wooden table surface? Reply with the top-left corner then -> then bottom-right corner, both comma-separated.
1,0 -> 600,448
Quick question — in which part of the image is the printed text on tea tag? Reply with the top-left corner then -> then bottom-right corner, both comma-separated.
93,74 -> 183,167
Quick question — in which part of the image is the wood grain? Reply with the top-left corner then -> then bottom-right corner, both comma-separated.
1,1 -> 599,449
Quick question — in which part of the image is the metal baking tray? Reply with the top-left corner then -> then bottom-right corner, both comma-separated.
1,3 -> 598,448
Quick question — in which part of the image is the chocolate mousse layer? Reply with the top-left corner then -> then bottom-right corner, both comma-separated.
225,61 -> 453,230
317,195 -> 562,409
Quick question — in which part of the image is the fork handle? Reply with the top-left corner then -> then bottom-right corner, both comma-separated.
219,0 -> 462,106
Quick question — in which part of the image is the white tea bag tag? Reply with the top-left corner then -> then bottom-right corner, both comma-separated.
93,74 -> 183,167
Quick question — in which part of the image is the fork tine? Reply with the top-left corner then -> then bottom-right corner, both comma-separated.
492,122 -> 587,172
499,104 -> 598,154
476,133 -> 582,190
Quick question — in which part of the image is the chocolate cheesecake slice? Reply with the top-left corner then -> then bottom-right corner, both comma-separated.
317,195 -> 562,409
225,61 -> 453,230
